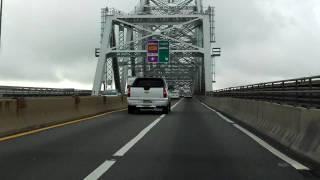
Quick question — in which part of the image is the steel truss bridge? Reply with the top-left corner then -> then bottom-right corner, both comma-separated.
92,0 -> 220,96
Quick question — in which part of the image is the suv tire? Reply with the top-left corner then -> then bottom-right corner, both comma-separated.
163,105 -> 170,114
128,106 -> 135,114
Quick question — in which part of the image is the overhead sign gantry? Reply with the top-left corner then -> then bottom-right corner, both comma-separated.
147,40 -> 169,63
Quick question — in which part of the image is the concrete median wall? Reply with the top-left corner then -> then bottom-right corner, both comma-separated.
0,96 -> 127,137
201,96 -> 320,166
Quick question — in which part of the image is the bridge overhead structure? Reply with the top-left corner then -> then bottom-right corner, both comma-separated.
92,0 -> 218,95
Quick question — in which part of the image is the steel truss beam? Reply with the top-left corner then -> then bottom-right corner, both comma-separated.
92,0 -> 217,95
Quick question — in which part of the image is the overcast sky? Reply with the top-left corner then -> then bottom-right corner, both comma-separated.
0,0 -> 319,90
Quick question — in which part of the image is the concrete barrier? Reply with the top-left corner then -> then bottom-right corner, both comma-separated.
201,96 -> 320,166
0,96 -> 127,137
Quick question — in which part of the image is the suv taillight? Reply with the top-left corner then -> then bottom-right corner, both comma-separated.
163,87 -> 168,98
127,87 -> 131,97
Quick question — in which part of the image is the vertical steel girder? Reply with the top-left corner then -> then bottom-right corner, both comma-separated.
92,0 -> 217,95
92,17 -> 112,95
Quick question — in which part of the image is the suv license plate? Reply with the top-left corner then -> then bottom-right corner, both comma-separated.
143,100 -> 152,103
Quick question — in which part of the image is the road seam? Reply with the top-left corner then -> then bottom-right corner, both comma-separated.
200,101 -> 310,171
83,98 -> 184,180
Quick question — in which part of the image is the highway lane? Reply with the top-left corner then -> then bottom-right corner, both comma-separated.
0,107 -> 167,179
0,98 -> 318,179
101,98 -> 317,180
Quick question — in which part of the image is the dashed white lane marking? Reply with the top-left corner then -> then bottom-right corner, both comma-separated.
200,101 -> 309,171
84,160 -> 116,180
233,124 -> 310,170
171,99 -> 183,109
200,102 -> 234,123
83,98 -> 184,180
114,98 -> 183,157
113,115 -> 164,156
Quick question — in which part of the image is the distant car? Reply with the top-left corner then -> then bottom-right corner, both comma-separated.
184,92 -> 193,98
184,90 -> 193,98
102,90 -> 120,96
127,77 -> 171,114
179,89 -> 184,97
169,90 -> 180,99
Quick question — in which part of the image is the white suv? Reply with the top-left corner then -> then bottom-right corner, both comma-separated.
127,77 -> 171,114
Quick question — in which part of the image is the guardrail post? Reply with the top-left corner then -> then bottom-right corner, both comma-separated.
103,96 -> 107,105
282,81 -> 285,103
73,96 -> 80,110
309,78 -> 313,107
295,80 -> 298,104
16,97 -> 26,113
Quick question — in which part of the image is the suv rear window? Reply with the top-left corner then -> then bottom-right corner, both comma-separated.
132,78 -> 165,87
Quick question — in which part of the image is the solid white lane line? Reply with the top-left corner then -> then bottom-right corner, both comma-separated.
233,124 -> 310,170
113,98 -> 183,157
200,102 -> 234,124
216,111 -> 234,124
84,160 -> 116,180
200,101 -> 309,170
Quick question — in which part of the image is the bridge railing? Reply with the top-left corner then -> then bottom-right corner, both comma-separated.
206,75 -> 320,108
0,86 -> 92,98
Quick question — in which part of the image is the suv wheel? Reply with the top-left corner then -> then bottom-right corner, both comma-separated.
163,105 -> 169,114
128,106 -> 135,114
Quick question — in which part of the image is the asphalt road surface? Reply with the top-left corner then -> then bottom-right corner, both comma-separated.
0,98 -> 318,180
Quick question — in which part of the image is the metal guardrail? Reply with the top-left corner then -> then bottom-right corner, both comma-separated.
206,75 -> 320,108
0,86 -> 92,98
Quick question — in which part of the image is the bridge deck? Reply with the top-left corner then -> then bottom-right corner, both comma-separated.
0,99 -> 316,180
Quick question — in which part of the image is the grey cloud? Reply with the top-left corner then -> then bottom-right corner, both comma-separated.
0,0 -> 320,90
0,0 -> 107,86
210,0 -> 320,89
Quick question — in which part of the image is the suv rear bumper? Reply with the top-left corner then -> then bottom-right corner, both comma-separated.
127,98 -> 169,107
